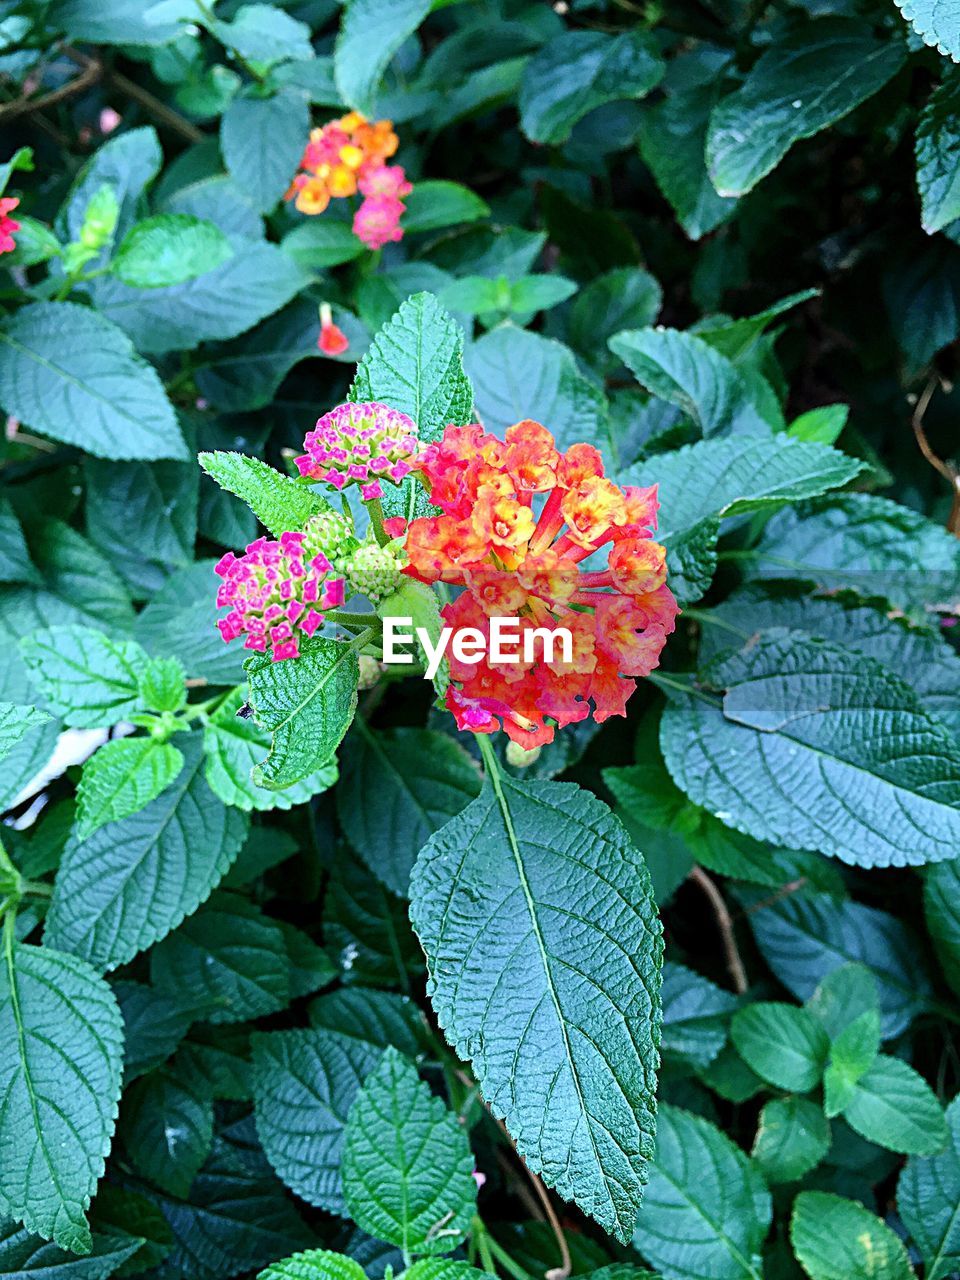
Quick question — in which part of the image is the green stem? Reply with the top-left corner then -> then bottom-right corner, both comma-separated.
472,1219 -> 497,1277
327,610 -> 381,629
20,880 -> 51,899
183,689 -> 233,722
681,606 -> 748,638
483,1231 -> 536,1280
364,495 -> 391,547
346,627 -> 376,654
648,670 -> 722,707
476,731 -> 499,778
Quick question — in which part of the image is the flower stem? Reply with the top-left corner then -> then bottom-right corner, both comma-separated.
364,495 -> 391,547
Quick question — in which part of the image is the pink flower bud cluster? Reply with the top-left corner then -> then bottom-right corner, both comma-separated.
215,531 -> 346,662
294,401 -> 418,502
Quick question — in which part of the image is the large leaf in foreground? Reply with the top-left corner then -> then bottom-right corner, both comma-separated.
632,1104 -> 770,1280
410,772 -> 663,1242
45,736 -> 248,970
342,1048 -> 477,1255
0,942 -> 123,1253
661,631 -> 960,868
623,435 -> 863,602
0,302 -> 185,461
895,0 -> 960,60
246,637 -> 359,789
706,20 -> 906,196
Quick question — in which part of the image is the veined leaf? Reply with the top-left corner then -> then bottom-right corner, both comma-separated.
898,1094 -> 960,1280
76,738 -> 184,839
661,631 -> 960,868
199,452 -> 334,539
917,73 -> 960,234
119,1071 -> 213,1199
731,1002 -> 829,1093
112,214 -> 233,288
790,1191 -> 914,1280
341,1048 -> 477,1255
660,961 -> 736,1070
841,1055 -> 947,1155
334,0 -> 431,114
0,704 -> 51,765
410,771 -> 663,1242
259,1250 -> 368,1280
895,0 -> 960,61
19,626 -> 147,728
0,1220 -> 143,1278
221,90 -> 310,214
45,736 -> 249,971
246,637 -> 359,789
0,941 -> 124,1253
707,20 -> 906,197
752,1097 -> 830,1185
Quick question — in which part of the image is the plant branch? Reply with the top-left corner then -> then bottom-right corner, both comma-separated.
0,53 -> 102,121
911,375 -> 960,537
688,866 -> 748,995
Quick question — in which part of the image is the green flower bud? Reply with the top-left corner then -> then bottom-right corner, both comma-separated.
303,509 -> 359,572
344,541 -> 404,603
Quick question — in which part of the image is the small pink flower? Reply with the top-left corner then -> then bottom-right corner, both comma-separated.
295,401 -> 418,502
0,198 -> 21,256
358,164 -> 412,200
353,195 -> 406,251
99,107 -> 122,134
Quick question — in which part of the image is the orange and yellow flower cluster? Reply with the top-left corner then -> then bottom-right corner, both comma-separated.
400,421 -> 678,748
287,112 -> 411,251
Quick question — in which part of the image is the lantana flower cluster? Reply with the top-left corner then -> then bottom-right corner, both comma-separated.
401,420 -> 678,748
215,529 -> 346,661
0,197 -> 20,255
294,401 -> 418,502
287,112 -> 411,250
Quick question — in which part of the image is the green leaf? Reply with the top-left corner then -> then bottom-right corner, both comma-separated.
898,1094 -> 960,1280
0,302 -> 185,461
120,1071 -> 213,1199
114,979 -> 195,1082
791,1191 -> 915,1280
661,631 -> 960,868
112,214 -> 233,288
509,275 -> 579,314
466,326 -> 610,456
76,738 -> 185,839
198,452 -> 334,538
752,1097 -> 830,1185
822,1009 -> 882,1117
895,0 -> 960,60
632,1104 -> 771,1280
660,960 -> 737,1069
410,771 -> 663,1242
806,963 -> 881,1040
45,736 -> 249,971
925,860 -> 960,997
519,30 -> 663,145
221,90 -> 310,214
246,637 -> 359,789
204,687 -> 337,812
89,1182 -> 172,1276
746,887 -> 932,1038
750,493 -> 960,616
253,1027 -> 380,1215
707,20 -> 906,197
917,74 -> 960,234
342,1048 -> 477,1255
0,941 -> 124,1253
334,0 -> 431,114
209,4 -> 314,64
309,987 -> 425,1057
0,499 -> 37,586
0,704 -> 51,765
0,1220 -> 144,1278
135,561 -> 247,686
281,221 -> 367,269
324,858 -> 422,988
731,1002 -> 830,1092
258,1250 -> 368,1280
402,182 -> 491,234
138,656 -> 186,715
609,327 -> 769,437
841,1055 -> 947,1155
337,725 -> 480,896
150,890 -> 290,1024
568,268 -> 662,373
19,626 -> 147,728
789,404 -> 849,445
623,435 -> 864,602
350,292 -> 473,447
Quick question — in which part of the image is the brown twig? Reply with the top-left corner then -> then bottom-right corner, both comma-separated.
742,877 -> 808,917
0,55 -> 101,121
911,375 -> 960,537
61,46 -> 205,145
688,866 -> 748,995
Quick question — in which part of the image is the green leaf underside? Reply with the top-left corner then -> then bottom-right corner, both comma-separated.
0,941 -> 124,1254
45,736 -> 249,971
341,1047 -> 477,1254
410,773 -> 663,1242
246,637 -> 359,789
661,631 -> 960,868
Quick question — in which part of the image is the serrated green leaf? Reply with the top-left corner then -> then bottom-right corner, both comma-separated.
632,1103 -> 771,1279
0,1220 -> 144,1278
0,703 -> 51,765
112,214 -> 233,288
76,738 -> 185,839
334,0 -> 431,114
569,268 -> 662,374
410,772 -> 663,1242
138,657 -> 186,714
0,302 -> 185,461
342,1048 -> 476,1255
221,90 -> 310,215
120,1072 -> 213,1199
841,1055 -> 947,1155
731,1002 -> 829,1092
253,1028 -> 380,1215
309,987 -> 425,1056
895,0 -> 960,60
925,860 -> 960,997
0,941 -> 124,1254
209,4 -> 314,64
707,21 -> 906,197
660,961 -> 737,1069
623,435 -> 863,602
519,30 -> 663,145
19,626 -> 147,728
337,724 -> 480,896
258,1250 -> 368,1280
898,1094 -> 960,1280
45,736 -> 248,971
198,452 -> 334,539
113,980 -> 195,1083
790,1191 -> 914,1280
917,73 -> 960,234
204,687 -> 337,812
150,890 -> 290,1024
753,1097 -> 830,1185
246,637 -> 359,789
661,631 -> 960,868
